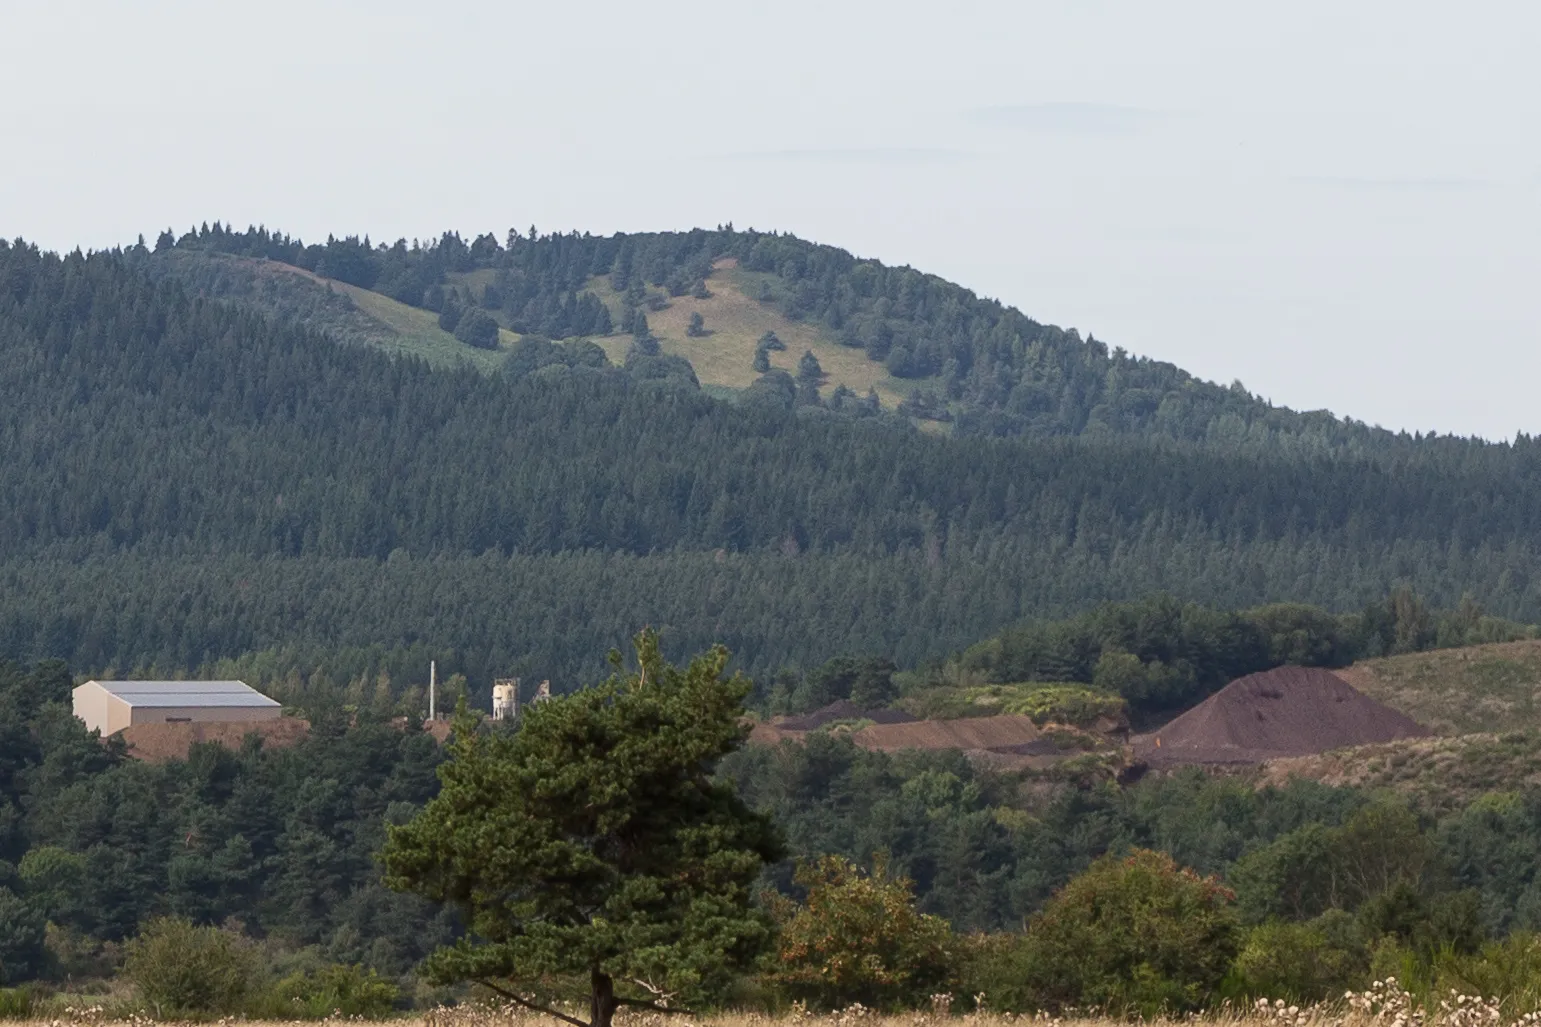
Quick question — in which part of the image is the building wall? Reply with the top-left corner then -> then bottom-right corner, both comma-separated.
127,704 -> 281,729
72,682 -> 116,735
106,696 -> 135,735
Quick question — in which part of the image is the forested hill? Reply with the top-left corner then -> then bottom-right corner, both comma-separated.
144,223 -> 1455,452
4,238 -> 1541,691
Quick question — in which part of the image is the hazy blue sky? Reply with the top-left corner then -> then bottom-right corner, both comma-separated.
4,1 -> 1537,438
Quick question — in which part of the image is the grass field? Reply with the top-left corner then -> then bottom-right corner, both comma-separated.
586,261 -> 940,413
1337,640 -> 1541,735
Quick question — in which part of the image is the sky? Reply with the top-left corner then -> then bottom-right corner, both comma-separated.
3,0 -> 1537,439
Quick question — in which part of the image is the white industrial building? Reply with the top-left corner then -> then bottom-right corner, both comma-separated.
72,680 -> 282,736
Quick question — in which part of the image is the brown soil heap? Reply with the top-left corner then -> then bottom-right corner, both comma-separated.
852,714 -> 1042,752
119,717 -> 311,763
1133,666 -> 1429,766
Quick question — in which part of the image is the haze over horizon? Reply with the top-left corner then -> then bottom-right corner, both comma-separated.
4,0 -> 1537,439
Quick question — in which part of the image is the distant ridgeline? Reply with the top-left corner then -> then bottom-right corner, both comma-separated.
3,237 -> 1541,692
145,221 -> 1468,450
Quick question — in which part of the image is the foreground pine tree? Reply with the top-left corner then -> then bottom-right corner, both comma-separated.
382,631 -> 783,1027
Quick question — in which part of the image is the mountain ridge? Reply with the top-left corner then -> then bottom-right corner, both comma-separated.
128,222 -> 1498,454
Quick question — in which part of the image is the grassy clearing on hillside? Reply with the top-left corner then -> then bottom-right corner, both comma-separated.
1258,730 -> 1541,814
1337,640 -> 1541,735
584,263 -> 939,411
329,280 -> 515,372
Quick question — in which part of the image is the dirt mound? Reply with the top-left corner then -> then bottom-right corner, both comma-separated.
1133,666 -> 1429,766
120,717 -> 310,763
853,714 -> 1042,752
777,700 -> 917,732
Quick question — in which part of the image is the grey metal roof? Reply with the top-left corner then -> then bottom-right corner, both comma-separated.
82,680 -> 281,709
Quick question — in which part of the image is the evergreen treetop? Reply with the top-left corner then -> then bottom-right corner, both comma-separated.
381,631 -> 783,1027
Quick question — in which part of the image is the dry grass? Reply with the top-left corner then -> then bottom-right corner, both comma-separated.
584,264 -> 936,411
6,990 -> 1534,1027
1337,640 -> 1541,735
1257,729 -> 1541,814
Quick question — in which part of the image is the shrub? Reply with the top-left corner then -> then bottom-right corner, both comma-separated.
123,916 -> 257,1016
958,932 -> 1040,1013
1231,912 -> 1369,1001
1014,849 -> 1240,1015
766,854 -> 955,1010
995,684 -> 1127,727
261,963 -> 400,1018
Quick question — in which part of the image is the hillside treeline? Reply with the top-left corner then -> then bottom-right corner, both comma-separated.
5,240 -> 1541,682
747,592 -> 1531,724
150,221 -> 1527,450
946,590 -> 1532,720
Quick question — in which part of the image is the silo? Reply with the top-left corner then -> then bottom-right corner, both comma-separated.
492,678 -> 520,721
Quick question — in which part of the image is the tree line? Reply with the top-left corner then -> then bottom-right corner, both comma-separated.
144,221 -> 1535,450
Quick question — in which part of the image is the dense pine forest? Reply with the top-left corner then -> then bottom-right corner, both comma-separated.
5,226 -> 1541,1011
3,236 -> 1541,689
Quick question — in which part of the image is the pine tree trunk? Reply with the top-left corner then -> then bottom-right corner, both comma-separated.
590,968 -> 617,1027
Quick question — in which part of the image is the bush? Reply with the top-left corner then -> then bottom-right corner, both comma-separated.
766,854 -> 955,1010
123,917 -> 257,1016
1231,912 -> 1369,1001
1013,849 -> 1240,1015
959,932 -> 1040,1014
259,963 -> 400,1018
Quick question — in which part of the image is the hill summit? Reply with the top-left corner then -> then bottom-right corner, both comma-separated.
1134,666 -> 1429,766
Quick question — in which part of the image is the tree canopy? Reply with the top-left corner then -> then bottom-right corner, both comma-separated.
381,632 -> 783,1027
